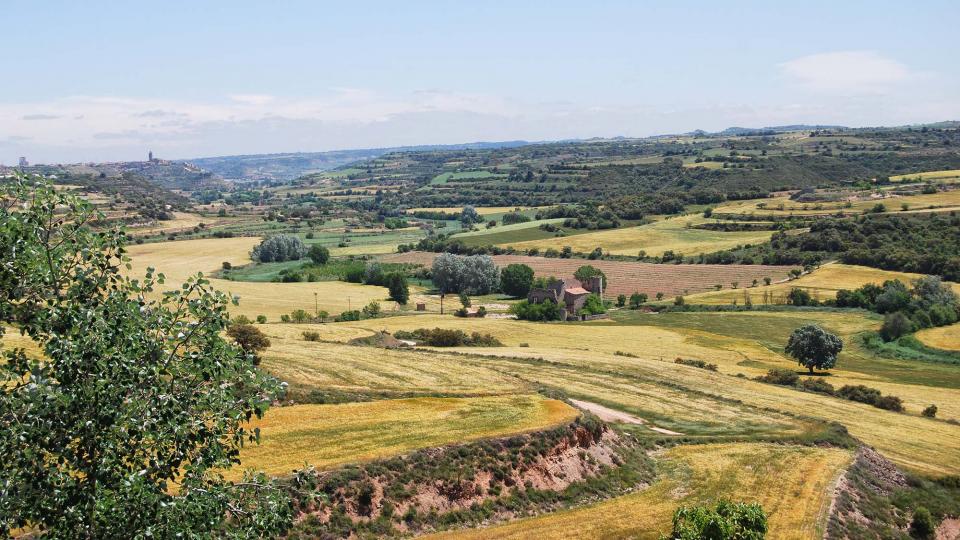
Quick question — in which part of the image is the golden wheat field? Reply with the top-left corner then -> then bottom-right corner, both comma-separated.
712,189 -> 960,217
915,323 -> 960,351
890,169 -> 960,182
124,238 -> 420,318
501,214 -> 775,257
226,395 -> 577,481
406,206 -> 547,216
431,443 -> 851,540
680,263 -> 960,305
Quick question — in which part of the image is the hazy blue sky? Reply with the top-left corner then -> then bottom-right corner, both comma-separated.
2,0 -> 958,163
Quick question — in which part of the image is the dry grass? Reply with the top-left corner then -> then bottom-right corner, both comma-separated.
124,238 -> 418,318
680,263 -> 958,305
915,323 -> 960,351
227,395 -> 578,480
501,215 -> 775,257
258,324 -> 529,397
431,443 -> 851,540
128,212 -> 208,234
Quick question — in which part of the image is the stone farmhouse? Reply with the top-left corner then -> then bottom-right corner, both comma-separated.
526,276 -> 605,320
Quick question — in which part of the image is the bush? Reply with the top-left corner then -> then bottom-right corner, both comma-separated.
336,310 -> 361,322
364,262 -> 386,286
302,331 -> 321,342
674,358 -> 718,371
799,378 -> 835,395
308,244 -> 330,265
787,287 -> 813,306
837,384 -> 883,405
221,261 -> 232,270
670,500 -> 767,540
629,292 -> 648,309
910,506 -> 935,539
501,211 -> 530,225
922,404 -> 938,418
876,395 -> 905,412
225,324 -> 270,365
757,368 -> 800,386
500,263 -> 535,298
255,315 -> 267,324
362,301 -> 381,318
511,300 -> 562,321
393,328 -> 502,347
616,294 -> 626,307
251,234 -> 306,262
881,311 -> 914,341
580,294 -> 606,316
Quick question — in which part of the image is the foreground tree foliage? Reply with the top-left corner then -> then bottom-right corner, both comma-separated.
0,176 -> 291,538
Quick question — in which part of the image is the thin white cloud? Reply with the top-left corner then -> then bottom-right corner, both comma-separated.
779,51 -> 916,94
229,94 -> 276,106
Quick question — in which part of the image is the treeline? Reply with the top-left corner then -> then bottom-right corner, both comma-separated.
704,214 -> 960,279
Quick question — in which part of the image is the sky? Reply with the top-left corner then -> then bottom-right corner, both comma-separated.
1,0 -> 958,164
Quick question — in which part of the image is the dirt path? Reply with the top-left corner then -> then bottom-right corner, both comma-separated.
569,399 -> 682,435
937,518 -> 960,540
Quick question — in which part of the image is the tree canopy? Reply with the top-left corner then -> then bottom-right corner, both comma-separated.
0,176 -> 291,537
785,324 -> 843,374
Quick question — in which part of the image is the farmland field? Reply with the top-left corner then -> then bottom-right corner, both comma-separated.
227,395 -> 577,480
499,215 -> 777,257
124,237 -> 426,319
915,323 -> 960,351
890,169 -> 960,182
381,251 -> 793,297
712,189 -> 960,218
679,263 -> 960,305
431,443 -> 851,540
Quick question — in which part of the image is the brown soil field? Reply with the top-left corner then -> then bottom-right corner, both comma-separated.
381,252 -> 794,297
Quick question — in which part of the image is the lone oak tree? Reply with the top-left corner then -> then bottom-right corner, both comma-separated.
0,176 -> 291,538
785,324 -> 843,374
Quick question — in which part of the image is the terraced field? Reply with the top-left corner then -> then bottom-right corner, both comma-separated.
680,263 -> 960,305
227,395 -> 577,480
916,323 -> 960,351
381,251 -> 793,297
124,237 -> 429,319
499,215 -> 776,257
712,189 -> 960,218
431,443 -> 852,540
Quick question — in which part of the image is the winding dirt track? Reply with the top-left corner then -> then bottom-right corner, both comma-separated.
568,399 -> 682,436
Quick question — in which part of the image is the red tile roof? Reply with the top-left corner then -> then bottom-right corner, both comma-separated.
564,287 -> 590,295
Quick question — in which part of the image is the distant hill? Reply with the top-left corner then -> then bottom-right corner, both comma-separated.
184,141 -> 530,182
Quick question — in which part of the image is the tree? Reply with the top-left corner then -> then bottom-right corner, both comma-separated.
921,404 -> 938,418
787,287 -> 813,306
629,292 -> 648,309
362,301 -> 382,318
363,262 -> 386,286
459,292 -> 471,308
308,244 -> 330,265
616,294 -> 627,307
431,253 -> 499,294
460,205 -> 480,226
226,323 -> 272,365
880,311 -> 914,341
656,292 -> 664,301
580,294 -> 606,315
386,272 -> 409,304
0,177 -> 290,537
573,265 -> 607,287
316,310 -> 329,323
500,263 -> 535,298
251,234 -> 306,262
291,309 -> 311,323
785,324 -> 843,374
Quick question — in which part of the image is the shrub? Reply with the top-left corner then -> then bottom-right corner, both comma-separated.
225,324 -> 270,365
837,385 -> 882,406
616,294 -> 626,307
302,331 -> 321,342
222,261 -> 232,270
757,368 -> 799,386
231,314 -> 252,325
674,358 -> 718,371
629,292 -> 648,309
670,500 -> 767,540
580,294 -> 606,315
922,404 -> 938,418
308,244 -> 330,265
787,287 -> 813,306
500,263 -> 535,298
910,506 -> 935,540
876,395 -> 905,412
799,378 -> 835,395
393,328 -> 502,347
364,262 -> 386,286
674,296 -> 685,306
336,310 -> 361,322
511,300 -> 562,321
256,315 -> 267,324
362,301 -> 381,318
251,234 -> 306,262
290,309 -> 311,323
501,211 -> 530,225
880,311 -> 914,341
